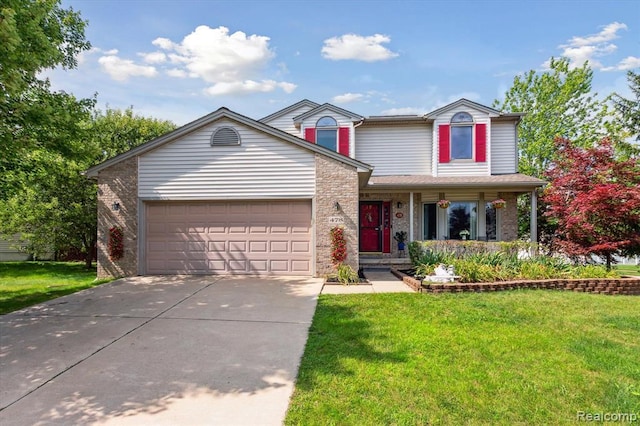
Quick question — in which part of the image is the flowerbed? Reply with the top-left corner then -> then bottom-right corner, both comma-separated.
392,268 -> 640,295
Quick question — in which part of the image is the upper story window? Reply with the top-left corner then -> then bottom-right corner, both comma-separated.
315,116 -> 338,151
450,112 -> 474,160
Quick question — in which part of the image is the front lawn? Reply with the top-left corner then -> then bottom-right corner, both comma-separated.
286,292 -> 640,425
616,264 -> 640,276
0,262 -> 109,314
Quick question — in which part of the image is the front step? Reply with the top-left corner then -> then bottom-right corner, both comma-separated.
359,257 -> 412,269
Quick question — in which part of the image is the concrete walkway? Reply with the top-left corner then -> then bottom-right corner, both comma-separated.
0,276 -> 323,426
321,269 -> 414,294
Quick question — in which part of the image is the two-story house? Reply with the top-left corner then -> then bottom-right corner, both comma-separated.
87,98 -> 544,278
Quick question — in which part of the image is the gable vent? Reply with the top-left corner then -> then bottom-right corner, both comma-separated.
211,127 -> 240,146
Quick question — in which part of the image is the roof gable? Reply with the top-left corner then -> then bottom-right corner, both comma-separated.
424,98 -> 521,120
293,103 -> 364,124
86,107 -> 373,178
258,99 -> 320,123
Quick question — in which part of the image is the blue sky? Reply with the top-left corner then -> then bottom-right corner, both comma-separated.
50,0 -> 640,125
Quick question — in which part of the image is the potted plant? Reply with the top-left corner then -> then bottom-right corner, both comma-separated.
459,229 -> 470,240
437,199 -> 450,209
394,231 -> 408,252
492,198 -> 506,209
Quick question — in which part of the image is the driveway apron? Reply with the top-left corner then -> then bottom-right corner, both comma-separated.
0,275 -> 324,425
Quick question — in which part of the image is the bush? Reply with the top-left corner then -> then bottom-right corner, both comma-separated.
336,264 -> 360,285
409,240 -> 619,282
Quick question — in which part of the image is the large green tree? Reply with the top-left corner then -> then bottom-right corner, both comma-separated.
0,1 -> 176,267
612,70 -> 640,143
0,107 -> 176,266
493,57 -> 618,179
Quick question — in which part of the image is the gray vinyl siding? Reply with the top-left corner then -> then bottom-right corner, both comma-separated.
491,122 -> 517,174
261,105 -> 315,137
0,236 -> 30,261
434,105 -> 490,177
355,125 -> 431,176
139,118 -> 315,200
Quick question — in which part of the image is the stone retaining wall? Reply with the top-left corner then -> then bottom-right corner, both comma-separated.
390,269 -> 640,295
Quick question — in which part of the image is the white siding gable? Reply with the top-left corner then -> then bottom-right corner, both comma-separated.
355,124 -> 432,176
261,104 -> 315,137
434,105 -> 491,177
491,122 -> 517,174
139,118 -> 315,200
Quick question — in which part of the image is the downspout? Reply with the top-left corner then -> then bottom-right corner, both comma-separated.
353,119 -> 365,159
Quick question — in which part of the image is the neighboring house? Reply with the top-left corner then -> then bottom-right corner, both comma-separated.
0,236 -> 31,261
86,98 -> 544,278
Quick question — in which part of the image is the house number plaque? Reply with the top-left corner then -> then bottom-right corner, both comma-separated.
328,216 -> 345,224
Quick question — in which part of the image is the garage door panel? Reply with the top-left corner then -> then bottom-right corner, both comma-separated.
146,200 -> 311,275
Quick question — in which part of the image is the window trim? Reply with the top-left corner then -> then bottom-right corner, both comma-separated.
450,112 -> 474,160
315,116 -> 338,151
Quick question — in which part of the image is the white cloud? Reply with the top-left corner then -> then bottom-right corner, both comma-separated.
205,80 -> 296,96
602,56 -> 640,72
150,25 -> 295,95
332,93 -> 364,104
321,34 -> 399,62
166,68 -> 187,78
549,22 -> 631,70
567,22 -> 627,47
140,51 -> 167,64
98,55 -> 158,81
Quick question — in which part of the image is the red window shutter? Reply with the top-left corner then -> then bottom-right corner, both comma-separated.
338,127 -> 350,156
304,127 -> 316,143
475,123 -> 487,162
438,124 -> 450,163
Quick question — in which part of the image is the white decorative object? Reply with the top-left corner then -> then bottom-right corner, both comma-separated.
424,263 -> 460,283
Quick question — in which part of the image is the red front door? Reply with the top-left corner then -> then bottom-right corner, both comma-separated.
360,202 -> 382,252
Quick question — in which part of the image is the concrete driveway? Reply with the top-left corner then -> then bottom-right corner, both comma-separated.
0,275 -> 324,425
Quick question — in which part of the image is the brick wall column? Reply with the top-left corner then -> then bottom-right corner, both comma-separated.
315,154 -> 359,276
96,156 -> 139,278
499,192 -> 518,241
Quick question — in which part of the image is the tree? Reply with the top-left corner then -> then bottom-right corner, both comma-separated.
494,57 -> 618,179
542,137 -> 640,269
0,106 -> 176,267
90,107 -> 176,164
0,0 -> 89,96
612,70 -> 640,143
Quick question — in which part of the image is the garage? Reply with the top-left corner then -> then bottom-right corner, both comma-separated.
145,200 -> 312,275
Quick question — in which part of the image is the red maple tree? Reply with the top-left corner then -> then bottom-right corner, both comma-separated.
542,137 -> 640,269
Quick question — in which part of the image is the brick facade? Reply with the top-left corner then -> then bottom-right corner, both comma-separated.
315,154 -> 359,276
97,157 -> 138,278
498,192 -> 518,241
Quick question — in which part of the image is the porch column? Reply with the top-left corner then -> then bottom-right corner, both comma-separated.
409,192 -> 414,242
530,190 -> 538,243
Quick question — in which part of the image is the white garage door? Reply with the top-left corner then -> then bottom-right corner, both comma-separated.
145,201 -> 312,275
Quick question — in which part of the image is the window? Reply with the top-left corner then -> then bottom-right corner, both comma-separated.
423,203 -> 437,240
485,202 -> 497,241
211,127 -> 240,146
315,116 -> 337,151
448,202 -> 477,240
450,112 -> 473,159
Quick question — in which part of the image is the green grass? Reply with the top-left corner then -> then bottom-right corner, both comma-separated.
0,262 -> 110,314
616,264 -> 640,276
286,292 -> 640,425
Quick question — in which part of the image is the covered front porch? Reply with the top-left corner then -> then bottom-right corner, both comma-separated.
357,174 -> 545,259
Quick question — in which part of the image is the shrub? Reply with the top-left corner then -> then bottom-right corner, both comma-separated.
336,264 -> 360,285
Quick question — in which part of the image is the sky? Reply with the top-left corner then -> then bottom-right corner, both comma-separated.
49,0 -> 640,126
